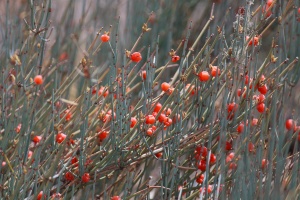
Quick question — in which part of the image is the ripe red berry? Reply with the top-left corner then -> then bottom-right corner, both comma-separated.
248,142 -> 255,153
71,157 -> 79,167
82,173 -> 90,183
237,123 -> 244,134
101,34 -> 110,42
153,102 -> 162,113
261,159 -> 268,169
246,36 -> 259,46
171,55 -> 180,62
130,52 -> 142,62
198,160 -> 206,171
198,71 -> 210,82
155,152 -> 162,158
158,113 -> 167,123
226,152 -> 235,163
56,132 -> 66,144
65,172 -> 74,181
286,119 -> 294,130
32,136 -> 42,144
161,82 -> 170,92
195,146 -> 208,157
257,94 -> 266,103
225,141 -> 233,151
146,128 -> 154,136
256,103 -> 265,113
111,196 -> 121,200
211,66 -> 221,77
145,115 -> 156,124
130,117 -> 137,128
227,102 -> 238,113
196,174 -> 205,184
37,191 -> 45,200
98,131 -> 109,141
141,70 -> 147,80
258,84 -> 268,94
209,153 -> 216,164
34,75 -> 43,85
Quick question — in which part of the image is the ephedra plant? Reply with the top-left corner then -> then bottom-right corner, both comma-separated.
1,0 -> 300,199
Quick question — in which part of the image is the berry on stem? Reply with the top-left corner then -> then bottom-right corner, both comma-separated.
82,173 -> 90,183
130,52 -> 142,62
198,71 -> 210,82
34,75 -> 43,85
101,34 -> 110,42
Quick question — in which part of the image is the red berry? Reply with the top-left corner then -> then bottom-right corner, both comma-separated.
246,36 -> 259,46
56,132 -> 66,144
286,119 -> 294,130
111,196 -> 121,200
198,160 -> 206,171
198,71 -> 210,82
98,131 -> 109,141
101,34 -> 110,42
261,159 -> 268,169
227,102 -> 238,113
196,174 -> 205,184
237,123 -> 245,134
34,75 -> 43,85
244,75 -> 249,85
71,157 -> 79,167
257,94 -> 266,103
251,118 -> 258,126
145,115 -> 156,124
130,117 -> 137,128
248,142 -> 255,153
32,136 -> 42,144
161,82 -> 170,92
171,55 -> 180,62
195,146 -> 208,157
185,84 -> 196,95
28,150 -> 33,159
226,152 -> 235,163
153,102 -> 162,113
146,128 -> 154,136
210,153 -> 216,164
256,103 -> 265,113
82,173 -> 90,183
65,172 -> 74,181
130,52 -> 142,62
225,141 -> 233,151
211,66 -> 221,77
155,152 -> 162,158
158,113 -> 167,123
141,70 -> 147,80
258,84 -> 268,94
37,191 -> 45,200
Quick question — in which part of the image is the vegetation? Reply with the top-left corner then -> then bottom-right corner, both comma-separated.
1,0 -> 300,199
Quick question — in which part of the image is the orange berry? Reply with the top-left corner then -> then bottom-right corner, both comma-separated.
161,82 -> 170,92
171,55 -> 180,62
34,75 -> 43,85
145,115 -> 156,124
56,132 -> 67,144
247,36 -> 259,46
211,66 -> 221,77
101,34 -> 110,42
32,136 -> 42,144
198,71 -> 210,82
153,102 -> 162,113
111,196 -> 121,200
130,117 -> 137,128
146,128 -> 154,136
130,52 -> 142,62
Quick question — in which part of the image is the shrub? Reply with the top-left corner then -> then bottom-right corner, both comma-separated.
1,0 -> 300,199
